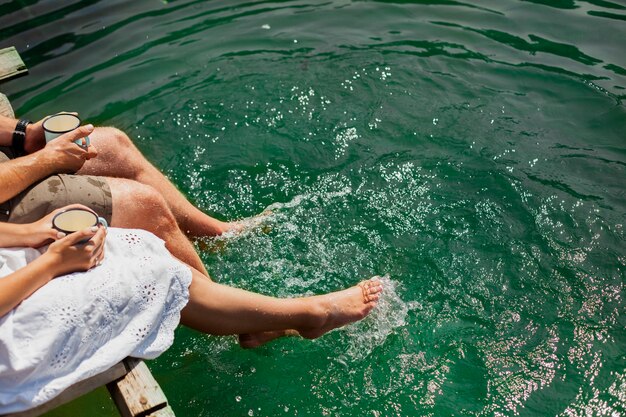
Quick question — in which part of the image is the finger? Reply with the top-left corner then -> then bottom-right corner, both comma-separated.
98,245 -> 106,265
90,232 -> 106,266
94,244 -> 105,266
87,227 -> 107,251
89,231 -> 106,255
62,124 -> 94,143
86,144 -> 98,159
61,226 -> 98,246
49,229 -> 66,240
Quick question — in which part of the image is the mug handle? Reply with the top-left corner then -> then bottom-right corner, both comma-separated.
74,135 -> 90,149
97,216 -> 108,229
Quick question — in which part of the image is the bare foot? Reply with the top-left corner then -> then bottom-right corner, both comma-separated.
219,210 -> 273,236
298,277 -> 383,339
238,329 -> 300,349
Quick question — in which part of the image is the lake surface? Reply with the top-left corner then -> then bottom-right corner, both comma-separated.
1,0 -> 625,416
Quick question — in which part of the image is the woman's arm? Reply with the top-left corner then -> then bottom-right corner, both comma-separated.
0,204 -> 95,248
0,253 -> 59,316
0,222 -> 52,248
0,226 -> 106,317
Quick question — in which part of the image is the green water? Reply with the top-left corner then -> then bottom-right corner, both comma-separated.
2,0 -> 626,415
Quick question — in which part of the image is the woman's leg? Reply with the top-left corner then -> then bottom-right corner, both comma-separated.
107,178 -> 209,276
238,330 -> 300,349
180,268 -> 383,338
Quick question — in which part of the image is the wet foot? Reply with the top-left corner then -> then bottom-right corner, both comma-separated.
238,329 -> 300,349
220,210 -> 273,236
298,277 -> 383,339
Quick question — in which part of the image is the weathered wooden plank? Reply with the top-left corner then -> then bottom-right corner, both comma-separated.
0,93 -> 15,118
0,47 -> 27,81
3,361 -> 128,417
107,358 -> 172,417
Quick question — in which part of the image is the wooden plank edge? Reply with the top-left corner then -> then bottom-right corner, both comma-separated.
0,69 -> 27,82
0,47 -> 28,82
107,358 -> 172,417
2,362 -> 128,417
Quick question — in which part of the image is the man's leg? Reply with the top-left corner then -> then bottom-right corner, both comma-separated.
106,177 -> 209,276
78,127 -> 235,237
4,171 -> 209,275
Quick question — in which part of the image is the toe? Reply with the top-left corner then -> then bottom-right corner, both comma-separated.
367,285 -> 380,295
359,278 -> 384,303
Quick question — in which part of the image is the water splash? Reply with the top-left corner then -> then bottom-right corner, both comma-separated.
340,275 -> 416,361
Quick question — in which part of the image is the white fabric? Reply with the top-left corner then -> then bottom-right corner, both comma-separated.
0,228 -> 192,413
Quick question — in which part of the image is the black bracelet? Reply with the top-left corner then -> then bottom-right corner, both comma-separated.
12,119 -> 31,157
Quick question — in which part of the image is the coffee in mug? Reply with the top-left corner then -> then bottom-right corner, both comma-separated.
52,208 -> 108,235
43,112 -> 90,148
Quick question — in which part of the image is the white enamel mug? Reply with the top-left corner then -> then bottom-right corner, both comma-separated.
43,112 -> 91,148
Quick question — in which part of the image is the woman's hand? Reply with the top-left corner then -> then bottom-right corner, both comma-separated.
0,222 -> 106,317
43,225 -> 107,277
21,204 -> 94,248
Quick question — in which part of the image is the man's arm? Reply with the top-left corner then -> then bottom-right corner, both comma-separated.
0,115 -> 17,146
0,152 -> 56,203
0,124 -> 97,204
0,114 -> 45,152
0,115 -> 52,203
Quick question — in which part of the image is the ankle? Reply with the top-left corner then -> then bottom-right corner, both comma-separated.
196,219 -> 231,236
300,297 -> 329,331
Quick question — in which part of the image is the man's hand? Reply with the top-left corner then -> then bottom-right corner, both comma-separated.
39,124 -> 98,173
24,112 -> 80,154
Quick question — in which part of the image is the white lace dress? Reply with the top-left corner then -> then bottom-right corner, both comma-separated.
0,228 -> 193,413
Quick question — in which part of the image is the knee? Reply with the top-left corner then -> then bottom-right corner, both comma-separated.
128,183 -> 178,232
96,127 -> 141,178
99,127 -> 133,149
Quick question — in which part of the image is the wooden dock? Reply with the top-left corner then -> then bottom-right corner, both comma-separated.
0,48 -> 176,417
3,358 -> 175,417
0,47 -> 27,81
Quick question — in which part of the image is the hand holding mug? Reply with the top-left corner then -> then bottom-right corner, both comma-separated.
20,204 -> 93,248
24,112 -> 81,154
44,226 -> 107,277
42,112 -> 90,146
42,124 -> 98,173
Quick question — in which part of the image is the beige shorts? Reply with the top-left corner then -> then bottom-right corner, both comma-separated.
0,148 -> 113,224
